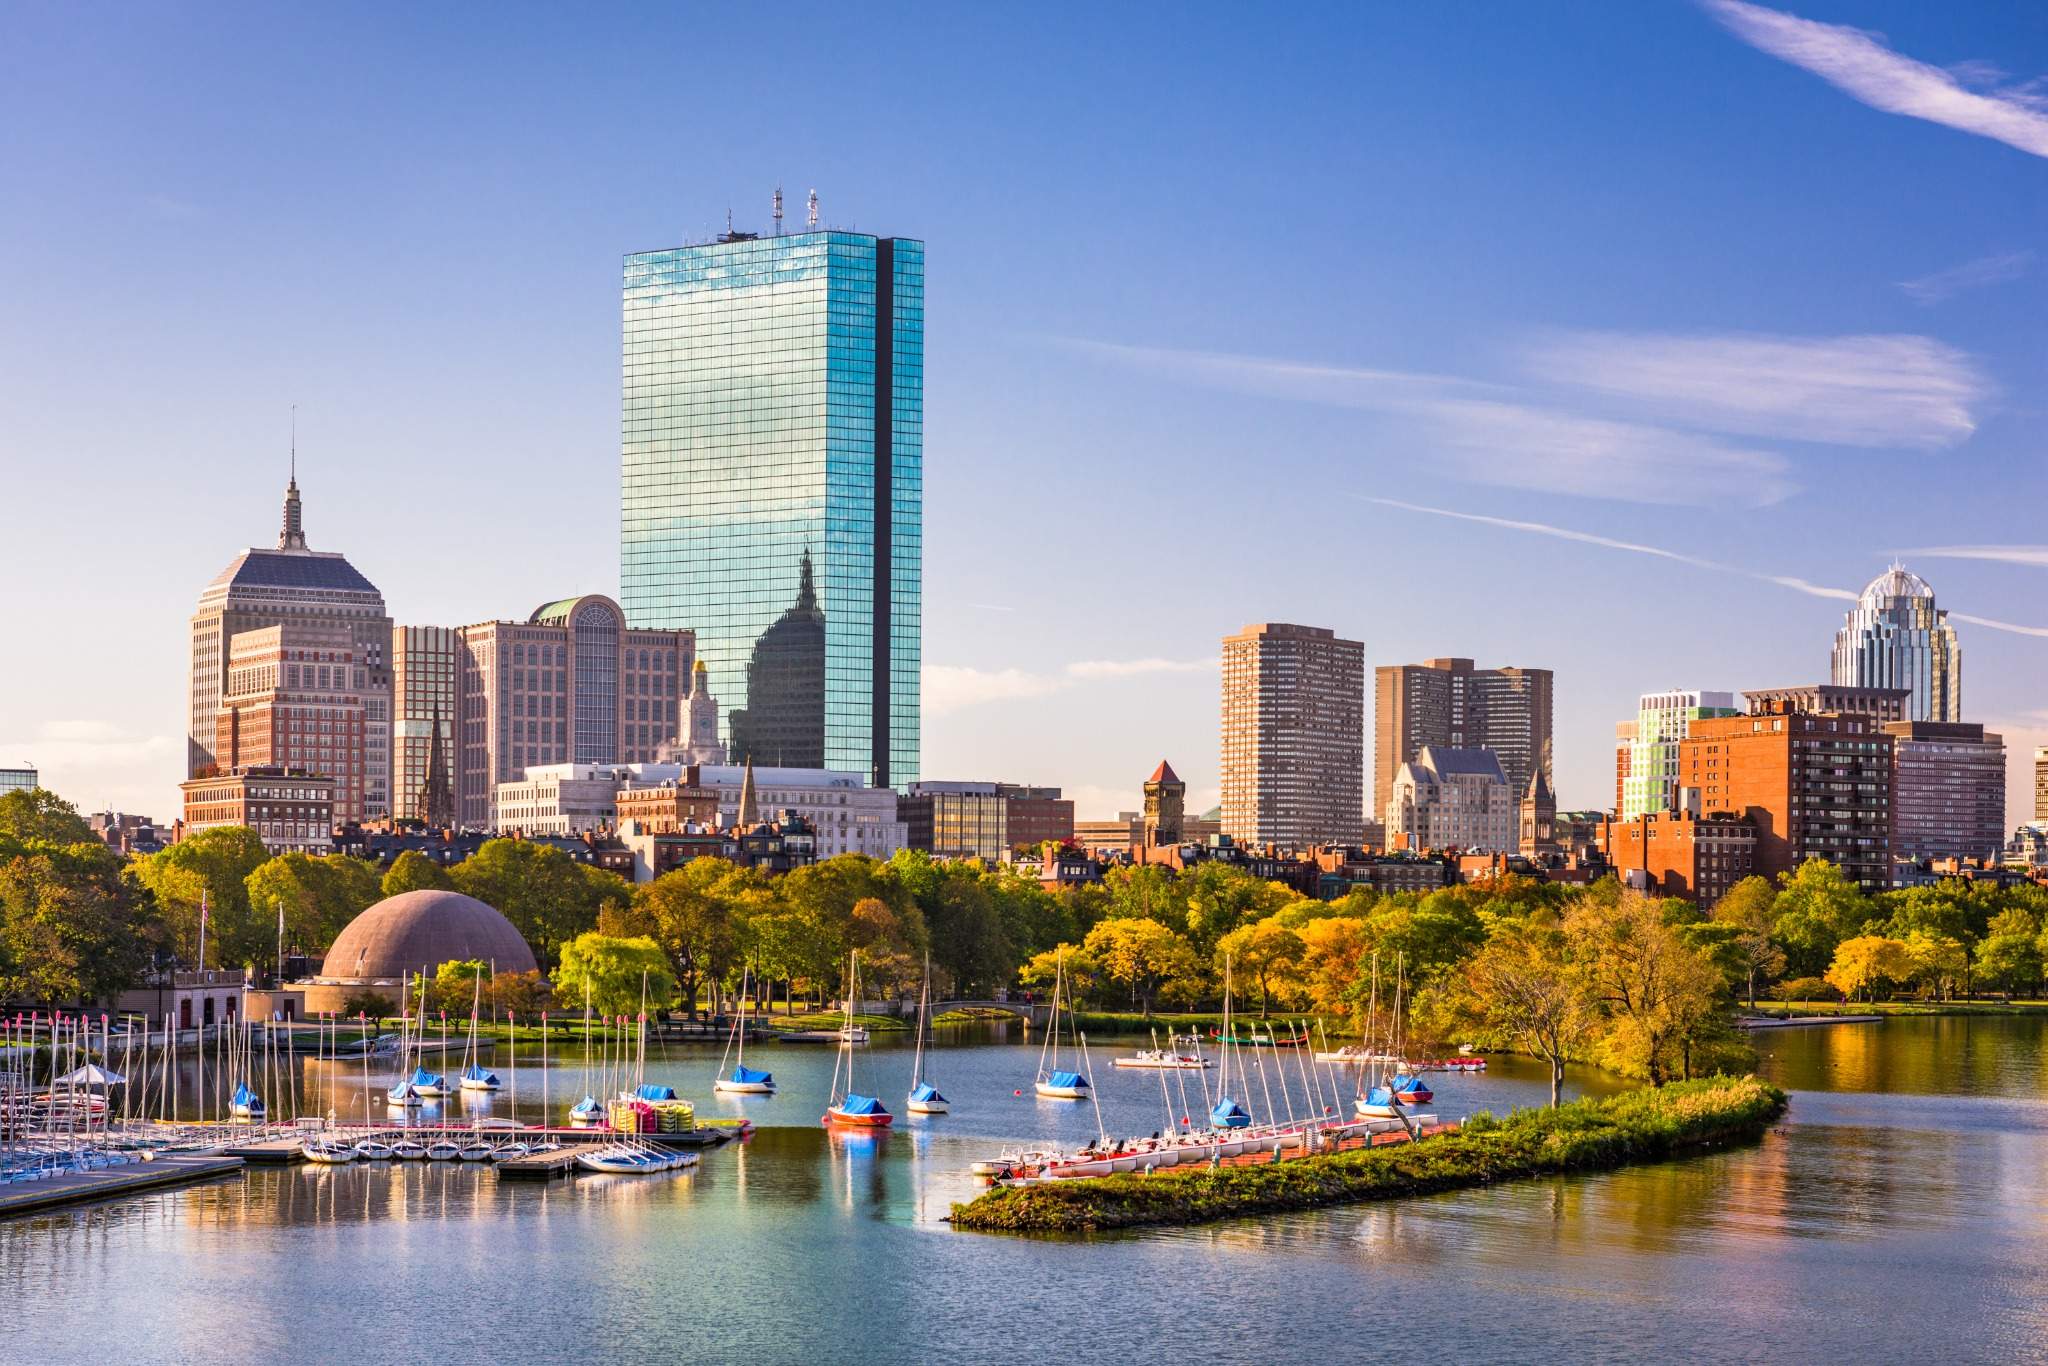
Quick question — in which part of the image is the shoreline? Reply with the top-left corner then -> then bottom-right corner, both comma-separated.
948,1075 -> 1786,1234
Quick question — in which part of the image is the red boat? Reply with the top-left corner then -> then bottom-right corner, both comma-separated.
824,1094 -> 894,1127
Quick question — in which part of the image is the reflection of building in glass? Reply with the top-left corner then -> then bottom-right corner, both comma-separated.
728,550 -> 826,768
1831,565 -> 1960,722
392,625 -> 459,825
621,227 -> 922,788
455,594 -> 695,829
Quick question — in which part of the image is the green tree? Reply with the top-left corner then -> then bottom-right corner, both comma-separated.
1901,931 -> 1968,1001
381,849 -> 454,897
635,858 -> 743,1015
341,991 -> 395,1022
553,933 -> 678,1017
1771,858 -> 1877,978
0,834 -> 158,1003
1824,935 -> 1915,1003
1973,909 -> 2043,996
1456,921 -> 1595,1106
0,788 -> 94,845
1712,875 -> 1786,1010
1180,863 -> 1291,953
1083,917 -> 1199,1017
244,852 -> 379,961
1568,890 -> 1731,1084
133,826 -> 270,967
1018,945 -> 1101,1002
449,839 -> 595,967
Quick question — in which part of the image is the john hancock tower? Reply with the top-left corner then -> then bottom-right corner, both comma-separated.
621,217 -> 922,788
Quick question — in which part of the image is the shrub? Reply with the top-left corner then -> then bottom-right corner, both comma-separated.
1773,976 -> 1839,1003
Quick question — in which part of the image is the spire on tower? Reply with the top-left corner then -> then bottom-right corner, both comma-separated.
279,410 -> 307,551
735,755 -> 759,829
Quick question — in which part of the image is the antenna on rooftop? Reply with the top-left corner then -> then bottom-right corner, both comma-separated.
807,188 -> 819,229
726,207 -> 734,235
773,186 -> 783,235
290,403 -> 297,482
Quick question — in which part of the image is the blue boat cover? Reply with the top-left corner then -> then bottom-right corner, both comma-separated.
409,1066 -> 441,1086
1365,1085 -> 1395,1106
730,1065 -> 774,1085
231,1084 -> 260,1107
1210,1097 -> 1251,1127
387,1081 -> 415,1100
836,1093 -> 888,1116
461,1064 -> 498,1084
1045,1070 -> 1088,1089
1393,1076 -> 1427,1093
633,1084 -> 678,1100
909,1082 -> 947,1103
569,1095 -> 603,1117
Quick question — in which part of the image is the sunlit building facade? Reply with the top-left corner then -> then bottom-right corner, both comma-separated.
1618,689 -> 1739,820
1831,565 -> 1960,723
621,227 -> 922,788
392,625 -> 459,826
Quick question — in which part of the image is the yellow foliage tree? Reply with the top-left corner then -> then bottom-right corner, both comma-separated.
1824,935 -> 1914,1003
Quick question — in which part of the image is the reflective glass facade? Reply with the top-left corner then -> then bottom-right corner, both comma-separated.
622,230 -> 921,787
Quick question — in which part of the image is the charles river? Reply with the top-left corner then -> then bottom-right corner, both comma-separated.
4,1018 -> 2043,1364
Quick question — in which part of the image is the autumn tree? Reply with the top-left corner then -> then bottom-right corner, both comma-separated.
1083,917 -> 1199,1017
1214,917 -> 1304,1016
1712,876 -> 1786,1010
1457,922 -> 1595,1106
1568,890 -> 1731,1084
1824,935 -> 1915,1003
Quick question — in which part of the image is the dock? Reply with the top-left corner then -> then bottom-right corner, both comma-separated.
493,1148 -> 581,1180
0,1154 -> 245,1220
1736,1013 -> 1883,1029
214,1118 -> 749,1166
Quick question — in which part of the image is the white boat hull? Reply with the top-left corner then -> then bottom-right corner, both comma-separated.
713,1079 -> 775,1094
906,1098 -> 949,1114
354,1141 -> 393,1160
1110,1056 -> 1210,1070
303,1144 -> 355,1165
1034,1083 -> 1088,1100
460,1080 -> 499,1092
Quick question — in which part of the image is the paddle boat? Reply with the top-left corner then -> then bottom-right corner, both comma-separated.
1111,1048 -> 1210,1070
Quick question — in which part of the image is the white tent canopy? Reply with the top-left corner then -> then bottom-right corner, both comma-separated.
56,1063 -> 126,1087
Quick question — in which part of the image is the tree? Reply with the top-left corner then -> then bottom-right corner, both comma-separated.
381,849 -> 454,897
635,858 -> 743,1015
553,933 -> 678,1017
1292,917 -> 1372,1019
1180,863 -> 1293,954
1018,945 -> 1101,1002
1568,891 -> 1730,1084
341,991 -> 395,1022
1973,909 -> 2043,997
1457,922 -> 1595,1106
0,788 -> 94,845
1712,876 -> 1786,1010
133,826 -> 270,967
244,853 -> 380,961
1083,917 -> 1198,1017
1824,935 -> 1915,1003
1772,858 -> 1877,978
432,958 -> 492,1017
1901,931 -> 1968,1002
488,969 -> 553,1017
450,839 -> 596,967
1214,917 -> 1304,1015
0,835 -> 157,1004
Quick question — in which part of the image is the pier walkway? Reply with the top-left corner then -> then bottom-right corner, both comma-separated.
0,1153 -> 245,1220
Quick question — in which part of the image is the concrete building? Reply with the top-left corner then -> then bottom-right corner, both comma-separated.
1221,622 -> 1365,847
211,623 -> 369,822
1680,705 -> 1894,891
1384,746 -> 1515,853
494,763 -> 634,835
654,659 -> 729,767
88,811 -> 170,857
0,765 -> 37,793
1000,785 -> 1074,851
179,767 -> 335,854
622,227 -> 922,788
1883,721 -> 2005,864
1743,684 -> 1911,723
392,625 -> 459,827
456,595 -> 695,828
1605,811 -> 1758,905
2036,747 -> 2048,824
901,782 -> 1009,860
1374,657 -> 1552,815
190,473 -> 392,817
1831,564 -> 1961,723
1618,690 -> 1739,819
614,779 -> 722,834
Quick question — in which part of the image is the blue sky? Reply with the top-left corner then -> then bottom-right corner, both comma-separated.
3,2 -> 2044,822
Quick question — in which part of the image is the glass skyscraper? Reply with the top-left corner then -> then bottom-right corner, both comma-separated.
621,229 -> 921,788
1831,565 -> 1960,723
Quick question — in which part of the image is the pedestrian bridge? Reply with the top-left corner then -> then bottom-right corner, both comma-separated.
920,999 -> 1052,1028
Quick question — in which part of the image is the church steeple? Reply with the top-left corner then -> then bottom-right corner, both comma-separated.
734,755 -> 759,828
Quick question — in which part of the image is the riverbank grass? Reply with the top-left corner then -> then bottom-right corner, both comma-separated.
949,1074 -> 1786,1234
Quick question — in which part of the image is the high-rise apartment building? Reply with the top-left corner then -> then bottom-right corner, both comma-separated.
1679,705 -> 1894,890
1617,690 -> 1739,819
1221,623 -> 1365,847
1831,565 -> 1961,722
392,625 -> 459,826
1374,658 -> 1552,815
621,224 -> 922,788
455,595 -> 695,828
191,476 -> 392,817
1882,721 -> 2005,864
212,624 -> 369,822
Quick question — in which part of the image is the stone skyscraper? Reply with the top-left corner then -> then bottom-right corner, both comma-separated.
1831,565 -> 1960,723
1220,623 -> 1364,847
190,474 -> 392,818
621,222 -> 922,788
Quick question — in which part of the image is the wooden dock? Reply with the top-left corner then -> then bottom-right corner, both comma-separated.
221,1136 -> 309,1163
493,1148 -> 582,1180
0,1154 -> 245,1220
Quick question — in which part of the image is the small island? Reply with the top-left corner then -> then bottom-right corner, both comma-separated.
949,1075 -> 1786,1234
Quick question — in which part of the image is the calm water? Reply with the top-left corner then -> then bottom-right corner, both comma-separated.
4,1017 -> 2045,1364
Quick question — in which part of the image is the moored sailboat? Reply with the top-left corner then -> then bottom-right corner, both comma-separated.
712,966 -> 776,1095
1033,949 -> 1090,1101
905,956 -> 948,1115
824,953 -> 892,1127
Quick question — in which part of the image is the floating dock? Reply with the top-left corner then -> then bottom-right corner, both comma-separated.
0,1154 -> 245,1220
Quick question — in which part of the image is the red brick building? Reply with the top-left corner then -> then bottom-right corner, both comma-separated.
1604,810 -> 1757,905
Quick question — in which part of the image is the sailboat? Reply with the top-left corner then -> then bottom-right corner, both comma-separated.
712,966 -> 776,1095
458,966 -> 500,1092
905,955 -> 949,1115
1356,954 -> 1430,1120
229,1082 -> 266,1120
1207,955 -> 1251,1127
823,952 -> 892,1127
1034,949 -> 1090,1100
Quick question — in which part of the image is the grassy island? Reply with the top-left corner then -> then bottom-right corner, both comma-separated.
949,1075 -> 1786,1234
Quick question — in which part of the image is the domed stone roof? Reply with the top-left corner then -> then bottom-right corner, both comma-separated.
320,889 -> 537,982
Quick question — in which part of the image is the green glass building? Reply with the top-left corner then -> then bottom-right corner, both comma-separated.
621,228 -> 922,787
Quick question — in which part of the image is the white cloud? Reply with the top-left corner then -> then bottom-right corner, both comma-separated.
1949,613 -> 2048,640
1899,250 -> 2034,304
1704,0 -> 2048,158
1523,330 -> 1989,449
1067,339 -> 1793,508
1901,544 -> 2048,568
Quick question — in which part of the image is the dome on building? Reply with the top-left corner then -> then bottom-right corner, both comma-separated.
319,889 -> 537,983
1859,564 -> 1934,603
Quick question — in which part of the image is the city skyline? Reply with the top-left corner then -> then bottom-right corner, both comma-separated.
5,3 -> 2046,824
